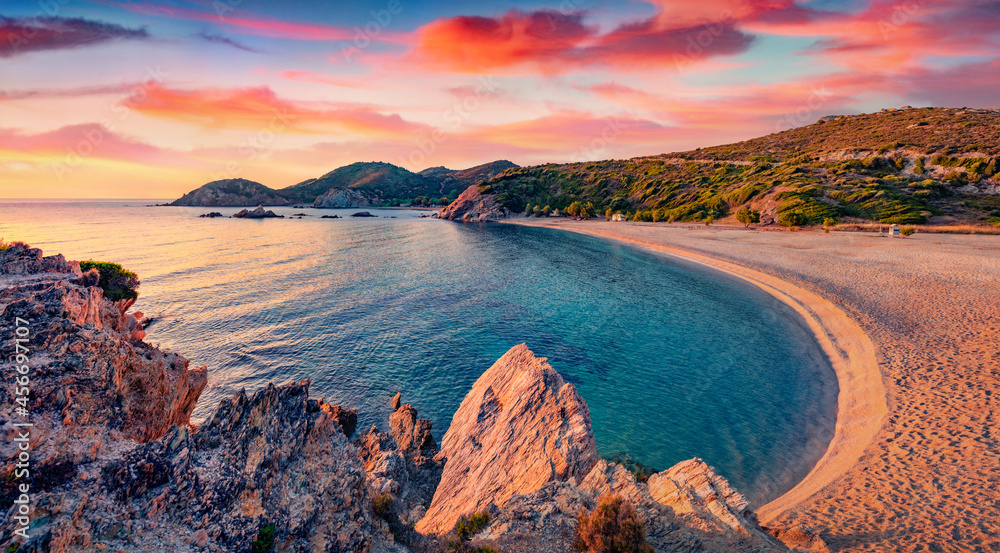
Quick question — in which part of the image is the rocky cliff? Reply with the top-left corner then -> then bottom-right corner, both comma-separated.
313,187 -> 371,208
0,244 -> 817,553
0,244 -> 390,552
437,184 -> 509,222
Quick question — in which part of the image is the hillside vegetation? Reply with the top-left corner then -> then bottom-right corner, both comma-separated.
477,107 -> 1000,226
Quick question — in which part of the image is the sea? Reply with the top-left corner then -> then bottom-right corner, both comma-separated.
0,200 -> 837,506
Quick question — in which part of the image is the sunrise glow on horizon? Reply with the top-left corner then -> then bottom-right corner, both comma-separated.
1,0 -> 998,198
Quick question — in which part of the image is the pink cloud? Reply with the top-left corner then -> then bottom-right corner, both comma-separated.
127,84 -> 430,138
410,8 -> 754,73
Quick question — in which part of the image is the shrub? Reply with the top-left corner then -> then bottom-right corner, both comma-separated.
455,511 -> 491,541
901,227 -> 915,236
575,494 -> 653,553
778,211 -> 810,227
823,217 -> 837,228
703,216 -> 714,226
735,207 -> 760,228
251,523 -> 276,553
373,494 -> 393,519
78,261 -> 140,302
0,239 -> 29,252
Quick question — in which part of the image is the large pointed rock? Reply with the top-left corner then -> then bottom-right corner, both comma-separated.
415,344 -> 598,534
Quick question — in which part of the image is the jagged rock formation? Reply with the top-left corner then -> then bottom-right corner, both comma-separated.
648,458 -> 768,540
313,187 -> 370,208
484,459 -> 787,553
95,382 -> 387,553
0,245 -> 390,553
170,178 -> 291,206
437,184 -> 509,222
0,246 -> 206,444
416,344 -> 599,534
357,395 -> 443,524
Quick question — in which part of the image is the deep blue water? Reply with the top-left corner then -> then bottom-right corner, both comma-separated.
0,200 -> 837,505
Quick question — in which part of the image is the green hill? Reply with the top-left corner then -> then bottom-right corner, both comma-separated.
477,107 -> 1000,226
284,161 -> 438,204
170,178 -> 292,206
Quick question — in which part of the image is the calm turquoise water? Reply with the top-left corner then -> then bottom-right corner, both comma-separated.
0,200 -> 836,505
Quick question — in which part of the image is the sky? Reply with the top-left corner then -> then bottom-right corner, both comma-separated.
1,0 -> 998,198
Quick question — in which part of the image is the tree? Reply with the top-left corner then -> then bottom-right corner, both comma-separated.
525,204 -> 534,216
605,208 -> 613,221
543,205 -> 552,216
533,205 -> 543,217
78,261 -> 140,304
567,201 -> 583,217
735,207 -> 760,228
703,216 -> 715,226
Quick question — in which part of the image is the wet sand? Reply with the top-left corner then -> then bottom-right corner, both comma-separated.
505,219 -> 1000,553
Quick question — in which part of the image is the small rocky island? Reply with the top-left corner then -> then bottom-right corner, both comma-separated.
0,243 -> 821,552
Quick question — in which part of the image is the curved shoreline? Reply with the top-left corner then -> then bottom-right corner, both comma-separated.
502,219 -> 888,523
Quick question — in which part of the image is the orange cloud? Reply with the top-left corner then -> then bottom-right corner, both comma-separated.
411,9 -> 754,73
127,84 -> 430,138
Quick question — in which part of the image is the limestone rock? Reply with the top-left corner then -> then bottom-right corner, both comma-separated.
0,242 -> 77,275
647,458 -> 768,541
0,271 -> 206,444
438,184 -> 509,222
415,344 -> 598,534
390,403 -> 437,454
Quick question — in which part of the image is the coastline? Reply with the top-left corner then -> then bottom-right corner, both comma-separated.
500,218 -> 888,523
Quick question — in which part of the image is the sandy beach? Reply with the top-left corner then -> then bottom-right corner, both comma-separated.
505,218 -> 1000,553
